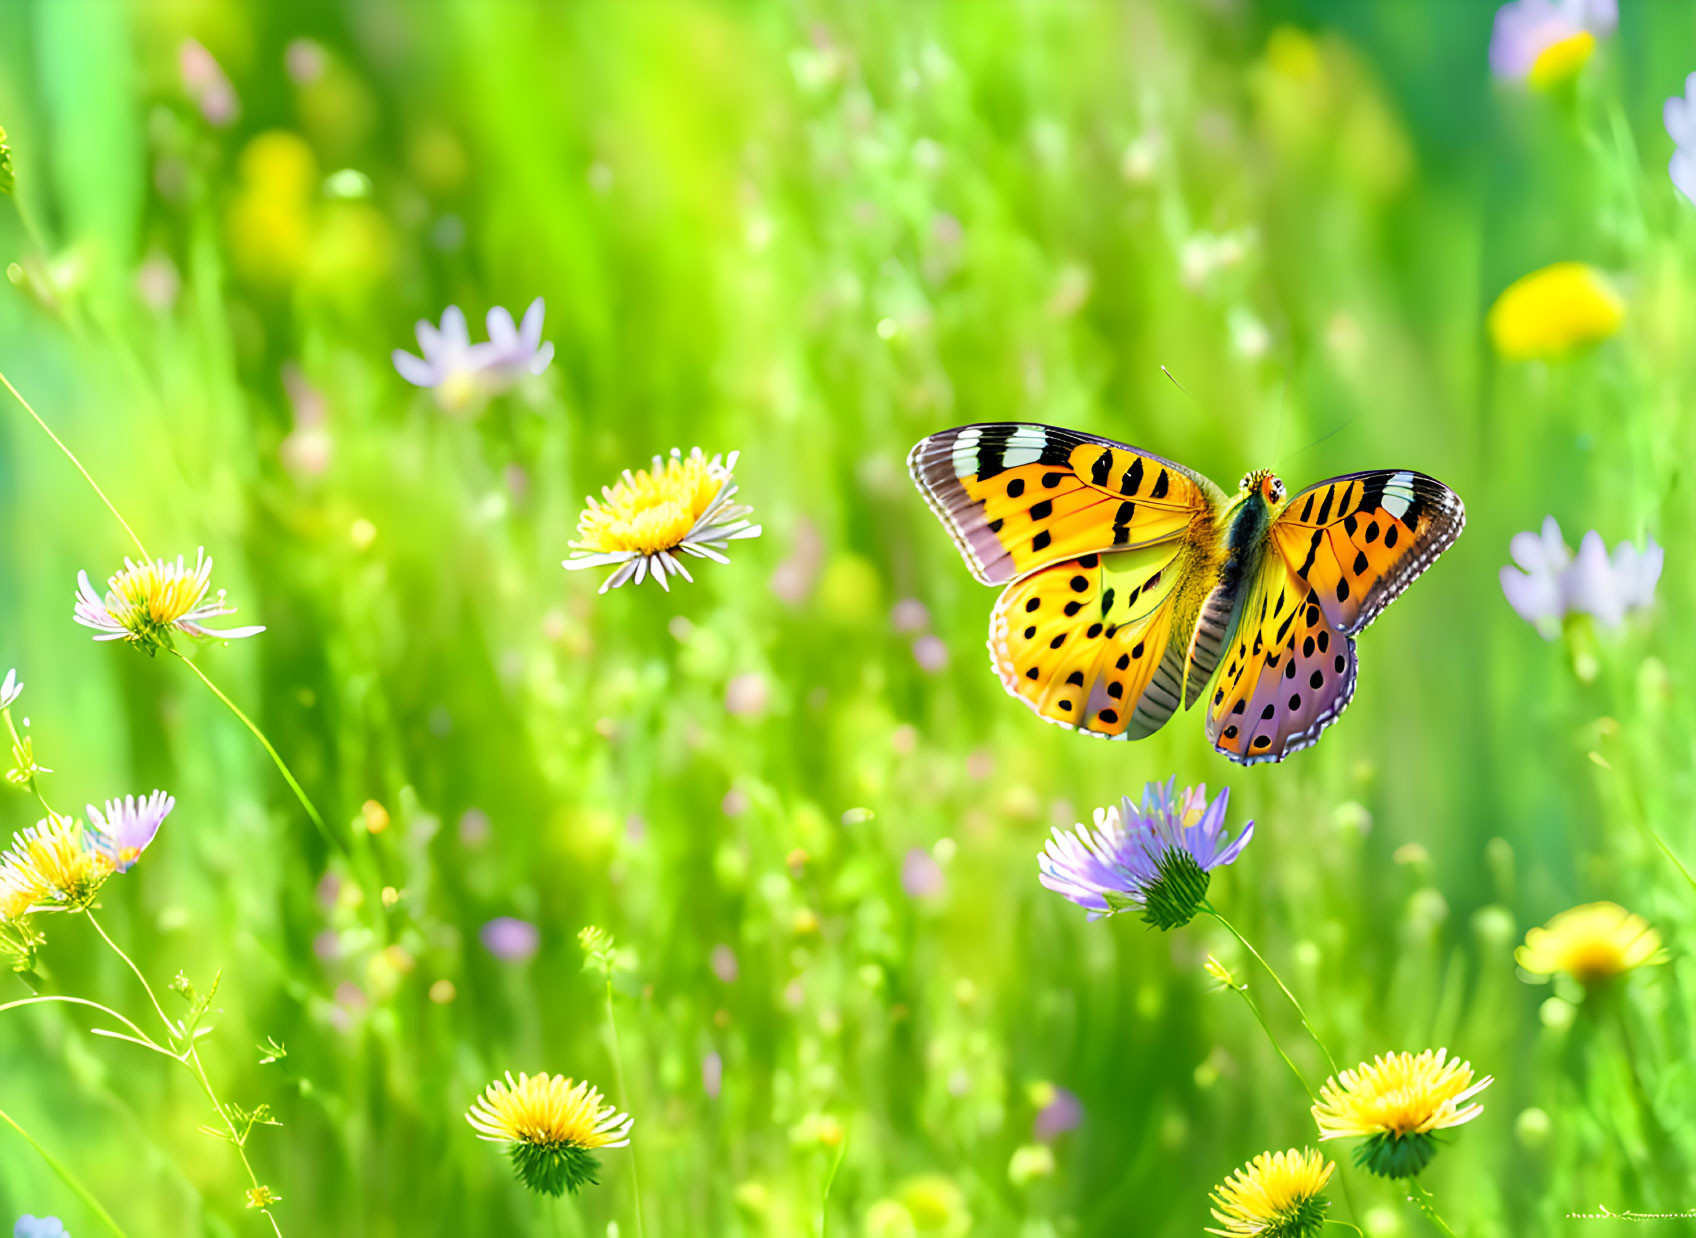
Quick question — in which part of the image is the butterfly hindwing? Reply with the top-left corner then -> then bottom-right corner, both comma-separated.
909,423 -> 1222,585
988,543 -> 1194,740
1269,469 -> 1465,635
1206,551 -> 1358,765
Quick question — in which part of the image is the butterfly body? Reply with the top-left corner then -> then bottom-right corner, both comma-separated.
909,424 -> 1464,765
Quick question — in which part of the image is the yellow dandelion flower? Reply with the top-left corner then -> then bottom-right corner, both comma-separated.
1,815 -> 112,910
73,548 -> 265,653
466,1071 -> 632,1197
1516,901 -> 1666,987
1207,1147 -> 1334,1238
1486,262 -> 1624,360
1312,1048 -> 1491,1178
563,448 -> 761,593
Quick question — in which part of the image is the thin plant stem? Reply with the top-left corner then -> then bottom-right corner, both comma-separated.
1406,1177 -> 1457,1236
0,369 -> 150,561
169,649 -> 342,858
1325,1223 -> 1366,1235
0,993 -> 170,1055
4,706 -> 60,820
185,1043 -> 284,1238
0,1103 -> 131,1237
603,976 -> 648,1238
1205,903 -> 1339,1075
86,910 -> 177,1037
819,1132 -> 848,1238
1221,979 -> 1313,1099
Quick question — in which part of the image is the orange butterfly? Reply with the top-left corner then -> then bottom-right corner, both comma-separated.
909,424 -> 1464,764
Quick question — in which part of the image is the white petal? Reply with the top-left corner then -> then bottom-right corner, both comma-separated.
392,350 -> 440,386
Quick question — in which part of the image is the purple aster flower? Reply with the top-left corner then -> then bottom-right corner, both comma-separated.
480,297 -> 555,380
85,790 -> 173,873
480,917 -> 539,962
392,306 -> 483,408
1038,779 -> 1253,929
1500,516 -> 1662,636
901,847 -> 946,899
1489,0 -> 1615,85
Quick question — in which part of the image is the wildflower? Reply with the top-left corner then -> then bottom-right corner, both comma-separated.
1031,1082 -> 1083,1141
1486,262 -> 1624,360
1205,955 -> 1240,990
1008,1143 -> 1056,1187
1038,779 -> 1253,929
480,916 -> 540,962
0,815 -> 111,910
244,1185 -> 281,1210
1665,73 -> 1696,205
14,1218 -> 68,1238
563,448 -> 762,593
466,1071 -> 632,1197
901,847 -> 946,899
1312,1049 -> 1492,1178
73,549 -> 265,653
180,38 -> 238,125
85,791 -> 173,873
0,867 -> 42,922
479,298 -> 555,381
0,669 -> 19,710
1489,0 -> 1616,88
1500,516 -> 1662,635
392,305 -> 485,411
1516,901 -> 1666,987
1206,1148 -> 1335,1238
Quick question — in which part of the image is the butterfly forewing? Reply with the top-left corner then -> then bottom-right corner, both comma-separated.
1205,552 -> 1359,764
908,423 -> 1221,585
989,544 -> 1193,740
1270,469 -> 1465,635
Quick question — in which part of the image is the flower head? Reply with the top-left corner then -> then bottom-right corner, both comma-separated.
0,815 -> 112,911
480,916 -> 540,962
0,669 -> 20,711
1490,0 -> 1616,87
1665,73 -> 1696,205
1516,901 -> 1666,987
1500,516 -> 1662,635
74,549 -> 265,653
1312,1049 -> 1492,1178
1207,1147 -> 1335,1238
1487,262 -> 1624,360
1038,779 -> 1253,929
392,299 -> 554,412
564,448 -> 762,593
85,791 -> 173,874
466,1071 -> 632,1197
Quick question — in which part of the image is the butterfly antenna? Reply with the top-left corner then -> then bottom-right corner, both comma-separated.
1161,365 -> 1190,398
1278,418 -> 1356,470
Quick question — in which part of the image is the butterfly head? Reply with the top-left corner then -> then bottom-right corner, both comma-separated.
1239,469 -> 1287,509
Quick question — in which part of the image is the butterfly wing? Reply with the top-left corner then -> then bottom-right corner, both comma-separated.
1269,470 -> 1465,635
1206,469 -> 1463,764
988,543 -> 1202,740
1205,553 -> 1358,764
908,423 -> 1224,585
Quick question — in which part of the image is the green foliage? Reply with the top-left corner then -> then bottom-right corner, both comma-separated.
0,2 -> 1690,1236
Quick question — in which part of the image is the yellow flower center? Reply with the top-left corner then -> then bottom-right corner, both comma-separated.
109,558 -> 211,634
1528,31 -> 1596,89
575,452 -> 726,556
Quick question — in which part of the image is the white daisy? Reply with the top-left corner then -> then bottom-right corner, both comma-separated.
563,448 -> 762,593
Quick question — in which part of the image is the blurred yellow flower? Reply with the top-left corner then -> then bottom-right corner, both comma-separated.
1312,1048 -> 1490,1178
466,1071 -> 631,1196
1487,262 -> 1624,360
1516,901 -> 1665,986
1206,1147 -> 1334,1238
895,1174 -> 970,1236
227,131 -> 317,289
1264,26 -> 1322,83
1528,31 -> 1596,88
1,815 -> 111,910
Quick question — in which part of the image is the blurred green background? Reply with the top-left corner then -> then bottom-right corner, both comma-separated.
0,1 -> 1691,1234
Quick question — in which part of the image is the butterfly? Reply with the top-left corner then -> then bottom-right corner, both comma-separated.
908,423 -> 1464,764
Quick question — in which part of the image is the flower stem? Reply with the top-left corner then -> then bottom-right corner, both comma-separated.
185,1043 -> 284,1237
85,910 -> 178,1037
1406,1177 -> 1457,1236
0,1103 -> 131,1237
0,369 -> 150,562
1221,978 -> 1313,1099
169,649 -> 342,858
603,976 -> 648,1238
819,1132 -> 848,1238
1204,903 -> 1339,1075
0,993 -> 172,1055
